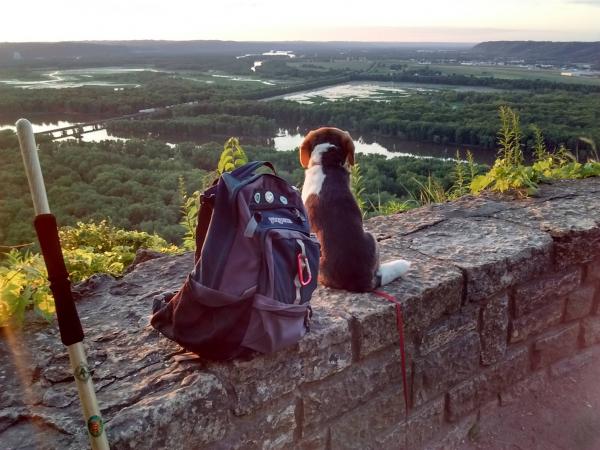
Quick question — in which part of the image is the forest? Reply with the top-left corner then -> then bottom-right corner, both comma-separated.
0,136 -> 461,247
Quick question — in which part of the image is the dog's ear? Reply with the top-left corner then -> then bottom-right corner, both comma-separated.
300,130 -> 316,168
339,130 -> 355,166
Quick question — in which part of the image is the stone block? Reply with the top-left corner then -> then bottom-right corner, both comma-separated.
499,371 -> 548,406
413,332 -> 481,407
555,231 -> 600,269
221,395 -> 299,450
329,386 -> 407,450
509,298 -> 564,343
492,189 -> 600,268
301,347 -> 405,429
532,323 -> 580,369
582,316 -> 600,347
447,346 -> 529,421
480,293 -> 509,366
366,206 -> 446,239
565,284 -> 596,321
377,397 -> 446,450
549,344 -> 600,378
406,217 -> 553,302
513,267 -> 581,317
107,372 -> 230,449
419,305 -> 478,356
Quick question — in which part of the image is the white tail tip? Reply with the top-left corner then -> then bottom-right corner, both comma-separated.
378,259 -> 411,286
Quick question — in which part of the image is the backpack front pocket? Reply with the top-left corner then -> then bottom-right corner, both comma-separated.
242,294 -> 310,353
261,230 -> 320,305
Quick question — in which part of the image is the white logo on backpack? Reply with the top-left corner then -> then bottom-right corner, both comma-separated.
268,217 -> 293,225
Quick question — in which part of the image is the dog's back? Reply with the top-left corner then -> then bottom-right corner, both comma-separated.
304,163 -> 379,291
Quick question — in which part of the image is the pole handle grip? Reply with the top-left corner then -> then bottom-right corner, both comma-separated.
34,214 -> 84,346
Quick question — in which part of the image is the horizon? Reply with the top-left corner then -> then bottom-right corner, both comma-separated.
2,38 -> 600,44
1,0 -> 599,43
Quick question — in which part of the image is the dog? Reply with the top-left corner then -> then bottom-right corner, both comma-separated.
299,127 -> 410,292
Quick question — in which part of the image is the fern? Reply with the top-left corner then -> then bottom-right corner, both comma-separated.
180,137 -> 249,250
472,107 -> 600,196
350,163 -> 367,218
531,125 -> 548,162
179,177 -> 199,251
217,137 -> 248,174
413,175 -> 449,205
0,250 -> 53,326
0,221 -> 178,326
449,150 -> 480,200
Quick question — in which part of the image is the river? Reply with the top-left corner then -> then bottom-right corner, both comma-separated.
0,118 -> 493,164
0,119 -> 126,143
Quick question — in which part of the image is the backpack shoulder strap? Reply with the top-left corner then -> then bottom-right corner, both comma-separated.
231,161 -> 276,180
194,183 -> 217,263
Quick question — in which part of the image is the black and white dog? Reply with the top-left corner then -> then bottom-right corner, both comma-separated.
300,127 -> 410,292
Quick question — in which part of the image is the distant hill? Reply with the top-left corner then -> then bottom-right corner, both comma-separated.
471,41 -> 600,65
0,40 -> 471,67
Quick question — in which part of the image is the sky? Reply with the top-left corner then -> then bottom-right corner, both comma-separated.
1,0 -> 599,43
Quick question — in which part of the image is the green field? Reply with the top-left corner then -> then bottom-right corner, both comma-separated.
404,62 -> 600,86
285,58 -> 600,87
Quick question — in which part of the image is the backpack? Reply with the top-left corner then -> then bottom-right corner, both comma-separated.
151,161 -> 320,360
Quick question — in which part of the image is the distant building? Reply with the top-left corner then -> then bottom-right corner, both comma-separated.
13,51 -> 22,60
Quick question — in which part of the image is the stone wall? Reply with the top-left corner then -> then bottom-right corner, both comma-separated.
2,178 -> 600,449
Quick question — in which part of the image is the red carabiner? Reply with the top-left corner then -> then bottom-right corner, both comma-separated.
297,253 -> 312,286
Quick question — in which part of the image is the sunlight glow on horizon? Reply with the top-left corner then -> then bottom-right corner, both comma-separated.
1,0 -> 599,42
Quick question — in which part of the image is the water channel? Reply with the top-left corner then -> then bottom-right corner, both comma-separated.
0,119 -> 493,164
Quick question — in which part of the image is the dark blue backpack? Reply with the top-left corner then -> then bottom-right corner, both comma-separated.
151,161 -> 319,360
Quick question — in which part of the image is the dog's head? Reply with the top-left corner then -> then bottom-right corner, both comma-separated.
300,127 -> 355,169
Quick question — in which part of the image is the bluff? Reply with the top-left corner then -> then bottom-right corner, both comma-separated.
1,178 -> 600,449
471,41 -> 600,64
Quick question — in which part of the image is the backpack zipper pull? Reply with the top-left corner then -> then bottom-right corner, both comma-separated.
294,208 -> 306,222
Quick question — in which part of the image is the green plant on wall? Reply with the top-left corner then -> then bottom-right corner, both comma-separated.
448,150 -> 478,200
470,106 -> 538,196
179,177 -> 200,251
0,220 -> 177,326
180,137 -> 249,250
471,106 -> 600,196
217,137 -> 248,175
350,163 -> 367,218
0,250 -> 54,326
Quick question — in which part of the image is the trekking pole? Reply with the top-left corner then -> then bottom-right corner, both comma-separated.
16,119 -> 110,450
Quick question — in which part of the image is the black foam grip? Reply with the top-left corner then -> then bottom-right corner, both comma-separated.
34,214 -> 84,346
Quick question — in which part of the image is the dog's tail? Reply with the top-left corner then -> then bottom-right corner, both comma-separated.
377,260 -> 411,286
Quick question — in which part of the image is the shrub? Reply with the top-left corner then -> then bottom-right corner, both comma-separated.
0,221 -> 178,326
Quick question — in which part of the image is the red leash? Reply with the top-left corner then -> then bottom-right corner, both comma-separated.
373,290 -> 409,417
